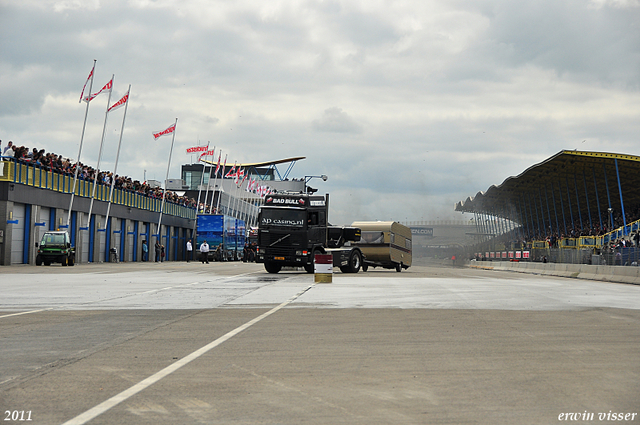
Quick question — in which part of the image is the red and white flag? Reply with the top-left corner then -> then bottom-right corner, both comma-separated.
214,152 -> 222,175
225,163 -> 236,178
186,146 -> 208,154
83,78 -> 113,103
152,123 -> 177,140
79,64 -> 95,103
235,168 -> 246,185
199,148 -> 215,161
221,155 -> 227,179
107,89 -> 129,113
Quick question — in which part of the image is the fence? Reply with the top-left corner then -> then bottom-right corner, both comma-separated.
1,158 -> 195,219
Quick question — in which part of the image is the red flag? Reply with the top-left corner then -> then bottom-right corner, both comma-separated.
198,148 -> 215,161
214,152 -> 222,175
79,64 -> 95,103
152,123 -> 177,140
186,146 -> 208,154
83,78 -> 112,103
225,163 -> 236,178
107,89 -> 129,112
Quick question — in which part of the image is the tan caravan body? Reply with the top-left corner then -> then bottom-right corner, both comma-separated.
351,221 -> 412,272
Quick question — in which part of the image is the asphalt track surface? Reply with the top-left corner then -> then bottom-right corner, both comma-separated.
0,261 -> 639,425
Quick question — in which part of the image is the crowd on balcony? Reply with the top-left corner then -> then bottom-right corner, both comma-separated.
481,204 -> 640,254
1,140 -> 224,214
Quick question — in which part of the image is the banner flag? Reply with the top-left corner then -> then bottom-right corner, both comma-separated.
107,89 -> 129,112
198,148 -> 215,160
187,146 -> 208,154
152,122 -> 177,140
221,155 -> 227,179
225,163 -> 236,178
79,64 -> 95,103
83,78 -> 113,103
234,167 -> 244,184
215,152 -> 222,175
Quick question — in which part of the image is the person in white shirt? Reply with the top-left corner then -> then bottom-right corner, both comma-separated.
2,141 -> 12,156
186,239 -> 193,262
200,240 -> 210,264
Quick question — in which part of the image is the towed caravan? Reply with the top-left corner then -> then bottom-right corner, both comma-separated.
351,221 -> 412,272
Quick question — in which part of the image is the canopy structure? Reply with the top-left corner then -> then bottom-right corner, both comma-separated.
201,156 -> 306,181
455,150 -> 640,237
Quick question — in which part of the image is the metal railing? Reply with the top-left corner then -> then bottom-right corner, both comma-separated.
1,158 -> 196,219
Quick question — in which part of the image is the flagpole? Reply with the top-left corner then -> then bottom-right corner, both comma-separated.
212,150 -> 221,214
156,118 -> 178,246
194,144 -> 208,214
104,85 -> 131,232
191,148 -> 208,257
87,74 -> 115,230
216,154 -> 227,214
66,60 -> 96,230
203,146 -> 215,212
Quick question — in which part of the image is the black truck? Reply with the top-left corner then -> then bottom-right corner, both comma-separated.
256,193 -> 363,274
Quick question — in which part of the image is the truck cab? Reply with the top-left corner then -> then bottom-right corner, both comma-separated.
256,193 -> 363,274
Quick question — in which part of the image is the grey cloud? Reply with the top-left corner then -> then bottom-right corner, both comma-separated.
312,107 -> 363,133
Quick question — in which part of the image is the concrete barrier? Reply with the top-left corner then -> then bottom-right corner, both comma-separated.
469,261 -> 640,285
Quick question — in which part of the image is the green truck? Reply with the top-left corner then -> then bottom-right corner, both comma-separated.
36,231 -> 75,266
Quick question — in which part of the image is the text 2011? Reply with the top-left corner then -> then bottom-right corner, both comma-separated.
4,411 -> 32,421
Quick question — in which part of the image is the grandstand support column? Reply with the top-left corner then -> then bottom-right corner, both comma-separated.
592,167 -> 603,231
565,177 -> 575,230
614,158 -> 627,234
603,163 -> 613,231
556,181 -> 567,236
530,192 -> 540,238
582,170 -> 593,230
538,188 -> 547,236
543,187 -> 553,237
549,185 -> 560,238
573,174 -> 583,230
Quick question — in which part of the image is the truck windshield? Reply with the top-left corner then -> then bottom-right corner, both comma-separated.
260,209 -> 306,228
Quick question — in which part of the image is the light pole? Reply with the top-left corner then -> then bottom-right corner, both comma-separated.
304,175 -> 328,194
608,207 -> 613,231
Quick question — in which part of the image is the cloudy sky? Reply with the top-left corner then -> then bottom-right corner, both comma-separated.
1,0 -> 639,225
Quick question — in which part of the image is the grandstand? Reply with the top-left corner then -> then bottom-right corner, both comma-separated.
456,150 -> 640,265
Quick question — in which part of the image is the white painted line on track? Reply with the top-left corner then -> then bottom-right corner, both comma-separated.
0,271 -> 263,317
0,308 -> 53,319
61,282 -> 316,425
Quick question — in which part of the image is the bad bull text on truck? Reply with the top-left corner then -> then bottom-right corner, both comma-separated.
256,193 -> 364,274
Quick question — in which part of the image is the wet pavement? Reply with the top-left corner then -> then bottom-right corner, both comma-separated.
0,261 -> 639,424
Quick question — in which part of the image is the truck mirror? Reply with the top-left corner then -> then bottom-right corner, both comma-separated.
35,242 -> 39,248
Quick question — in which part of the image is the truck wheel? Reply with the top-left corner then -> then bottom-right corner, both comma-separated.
61,255 -> 68,266
68,255 -> 75,266
395,262 -> 402,272
264,262 -> 281,274
346,250 -> 362,273
36,255 -> 43,266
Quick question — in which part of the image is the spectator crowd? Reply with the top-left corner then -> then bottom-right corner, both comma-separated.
1,139 -> 222,213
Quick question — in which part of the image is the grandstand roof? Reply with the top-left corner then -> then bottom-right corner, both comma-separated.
200,156 -> 306,181
455,150 -> 640,229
